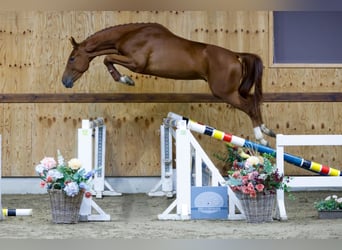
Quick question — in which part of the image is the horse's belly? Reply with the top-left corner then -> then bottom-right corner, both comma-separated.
145,52 -> 206,80
144,67 -> 203,80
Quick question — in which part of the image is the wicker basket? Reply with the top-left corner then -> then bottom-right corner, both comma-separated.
236,192 -> 275,223
48,189 -> 84,224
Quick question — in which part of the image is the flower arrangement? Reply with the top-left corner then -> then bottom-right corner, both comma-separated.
314,195 -> 342,211
35,150 -> 93,197
216,143 -> 289,198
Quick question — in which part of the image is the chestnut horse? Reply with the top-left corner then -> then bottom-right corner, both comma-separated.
62,23 -> 275,145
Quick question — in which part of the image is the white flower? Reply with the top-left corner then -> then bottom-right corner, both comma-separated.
68,158 -> 82,170
246,156 -> 260,166
325,195 -> 338,201
47,169 -> 64,179
257,156 -> 264,165
258,173 -> 267,180
57,150 -> 65,166
336,198 -> 342,203
325,195 -> 333,201
35,164 -> 46,175
63,182 -> 80,197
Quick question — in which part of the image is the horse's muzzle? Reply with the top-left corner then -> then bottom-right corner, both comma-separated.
62,77 -> 74,88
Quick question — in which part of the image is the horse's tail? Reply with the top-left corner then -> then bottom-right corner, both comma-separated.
237,53 -> 263,105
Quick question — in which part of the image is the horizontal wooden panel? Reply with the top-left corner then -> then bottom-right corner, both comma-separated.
0,92 -> 342,103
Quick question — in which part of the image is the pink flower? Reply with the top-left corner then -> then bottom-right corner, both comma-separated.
232,171 -> 241,179
255,184 -> 264,192
85,191 -> 92,198
46,176 -> 53,183
40,157 -> 57,169
40,181 -> 46,188
247,182 -> 254,190
241,176 -> 249,184
241,186 -> 249,194
249,190 -> 257,198
248,172 -> 259,180
231,186 -> 241,192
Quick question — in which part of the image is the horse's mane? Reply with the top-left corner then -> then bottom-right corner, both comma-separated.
85,22 -> 156,41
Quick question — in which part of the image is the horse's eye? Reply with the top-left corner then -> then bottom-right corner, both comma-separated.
69,57 -> 75,63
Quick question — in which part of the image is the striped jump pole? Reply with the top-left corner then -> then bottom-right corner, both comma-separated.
166,112 -> 342,176
2,208 -> 32,217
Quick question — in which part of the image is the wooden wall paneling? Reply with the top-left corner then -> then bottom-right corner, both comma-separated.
318,68 -> 342,91
189,11 -> 210,44
31,103 -> 94,173
92,103 -> 166,176
302,69 -> 322,92
266,68 -> 284,92
252,11 -> 269,56
262,102 -> 342,175
268,68 -> 326,94
285,68 -> 308,92
0,12 -> 21,93
35,14 -> 62,93
2,104 -> 33,176
238,11 -> 254,52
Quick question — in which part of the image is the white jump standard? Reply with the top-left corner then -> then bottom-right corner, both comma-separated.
148,123 -> 175,197
157,116 -> 245,220
78,118 -> 121,198
78,118 -> 120,221
276,134 -> 342,219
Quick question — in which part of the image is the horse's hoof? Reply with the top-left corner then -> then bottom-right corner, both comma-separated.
119,75 -> 135,86
261,124 -> 276,138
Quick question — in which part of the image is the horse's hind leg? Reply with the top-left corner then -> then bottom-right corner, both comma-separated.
213,91 -> 272,146
252,100 -> 276,138
104,55 -> 135,86
245,97 -> 273,146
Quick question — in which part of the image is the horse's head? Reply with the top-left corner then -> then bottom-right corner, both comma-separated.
62,37 -> 90,88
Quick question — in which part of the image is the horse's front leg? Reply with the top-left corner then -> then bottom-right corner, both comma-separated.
253,126 -> 270,146
103,55 -> 135,86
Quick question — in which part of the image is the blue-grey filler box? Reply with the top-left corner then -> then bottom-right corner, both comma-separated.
191,186 -> 228,220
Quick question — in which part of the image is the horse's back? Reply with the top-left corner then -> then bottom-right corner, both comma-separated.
115,23 -> 209,79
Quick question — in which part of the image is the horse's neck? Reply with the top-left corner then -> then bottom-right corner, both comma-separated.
84,30 -> 120,52
84,24 -> 147,54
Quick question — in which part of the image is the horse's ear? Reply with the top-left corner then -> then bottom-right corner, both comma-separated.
69,37 -> 79,48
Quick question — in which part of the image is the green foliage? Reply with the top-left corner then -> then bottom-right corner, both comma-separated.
214,143 -> 243,167
314,195 -> 342,211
